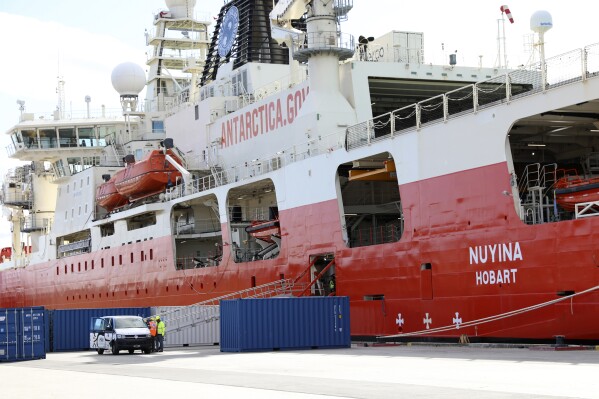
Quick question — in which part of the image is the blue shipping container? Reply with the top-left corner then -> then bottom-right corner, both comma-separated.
0,307 -> 46,362
220,297 -> 350,352
52,307 -> 151,352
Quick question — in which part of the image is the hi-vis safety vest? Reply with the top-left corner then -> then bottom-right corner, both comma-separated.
149,321 -> 157,336
157,320 -> 166,336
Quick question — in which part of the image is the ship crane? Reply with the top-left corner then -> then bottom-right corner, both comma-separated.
161,138 -> 193,196
269,0 -> 310,44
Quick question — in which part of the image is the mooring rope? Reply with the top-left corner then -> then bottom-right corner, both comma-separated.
379,284 -> 599,339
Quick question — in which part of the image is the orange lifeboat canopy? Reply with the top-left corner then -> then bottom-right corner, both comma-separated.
114,149 -> 182,202
96,173 -> 129,212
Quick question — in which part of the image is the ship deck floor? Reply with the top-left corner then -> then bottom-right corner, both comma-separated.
2,344 -> 597,398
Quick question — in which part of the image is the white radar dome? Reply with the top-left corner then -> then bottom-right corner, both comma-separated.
530,10 -> 553,34
165,0 -> 196,18
111,62 -> 146,96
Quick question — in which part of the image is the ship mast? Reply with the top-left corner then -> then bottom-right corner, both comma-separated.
56,75 -> 65,120
145,0 -> 211,114
273,0 -> 357,132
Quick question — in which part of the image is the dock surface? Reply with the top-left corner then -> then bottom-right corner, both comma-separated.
2,345 -> 598,398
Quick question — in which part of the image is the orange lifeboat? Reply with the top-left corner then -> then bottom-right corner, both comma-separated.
114,149 -> 182,202
245,219 -> 281,242
96,173 -> 128,212
554,174 -> 599,211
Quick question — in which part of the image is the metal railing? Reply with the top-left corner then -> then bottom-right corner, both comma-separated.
162,129 -> 344,201
21,215 -> 52,233
151,279 -> 304,332
120,44 -> 599,209
348,220 -> 403,248
293,31 -> 355,62
346,43 -> 599,150
174,218 -> 221,235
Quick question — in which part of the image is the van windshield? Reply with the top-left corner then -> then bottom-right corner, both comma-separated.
114,317 -> 147,329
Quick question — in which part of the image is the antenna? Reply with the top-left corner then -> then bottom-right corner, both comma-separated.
496,5 -> 514,69
16,100 -> 25,121
530,10 -> 553,90
56,76 -> 65,120
56,51 -> 65,120
85,95 -> 91,118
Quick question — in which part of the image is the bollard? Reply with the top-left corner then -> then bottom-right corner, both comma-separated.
554,335 -> 565,347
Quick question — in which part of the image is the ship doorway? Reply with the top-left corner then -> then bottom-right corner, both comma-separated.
227,179 -> 281,263
172,194 -> 223,269
336,152 -> 403,248
308,253 -> 336,296
506,98 -> 599,224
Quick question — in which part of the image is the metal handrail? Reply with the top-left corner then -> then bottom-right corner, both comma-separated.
346,43 -> 599,151
150,279 -> 304,332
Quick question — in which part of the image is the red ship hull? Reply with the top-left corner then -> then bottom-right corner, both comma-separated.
1,162 -> 598,341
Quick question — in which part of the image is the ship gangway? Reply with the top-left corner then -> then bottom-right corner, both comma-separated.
149,278 -> 305,333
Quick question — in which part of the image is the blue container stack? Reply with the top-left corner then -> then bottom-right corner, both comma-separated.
220,296 -> 350,352
0,307 -> 46,362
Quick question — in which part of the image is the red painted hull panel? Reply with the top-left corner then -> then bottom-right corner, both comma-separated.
1,162 -> 598,341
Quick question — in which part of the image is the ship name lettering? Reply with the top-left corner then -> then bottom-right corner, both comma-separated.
221,86 -> 310,148
476,269 -> 517,285
468,242 -> 522,265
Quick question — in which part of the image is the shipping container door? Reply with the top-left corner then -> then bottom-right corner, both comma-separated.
21,308 -> 45,360
0,309 -> 18,361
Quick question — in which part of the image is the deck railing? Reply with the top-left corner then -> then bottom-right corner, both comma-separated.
346,43 -> 599,151
113,43 -> 599,206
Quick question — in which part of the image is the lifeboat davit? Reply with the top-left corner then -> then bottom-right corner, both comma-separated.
114,149 -> 182,202
554,175 -> 599,211
96,173 -> 128,212
245,219 -> 281,242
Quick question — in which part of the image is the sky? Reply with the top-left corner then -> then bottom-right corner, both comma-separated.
0,0 -> 597,248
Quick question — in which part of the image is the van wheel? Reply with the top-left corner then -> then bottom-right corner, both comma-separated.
111,342 -> 119,355
128,349 -> 134,354
97,349 -> 104,355
143,347 -> 151,354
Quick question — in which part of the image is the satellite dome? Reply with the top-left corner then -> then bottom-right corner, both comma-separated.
530,10 -> 553,34
165,0 -> 196,18
111,62 -> 146,96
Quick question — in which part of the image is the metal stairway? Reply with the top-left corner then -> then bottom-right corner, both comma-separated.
151,278 -> 303,333
518,163 -> 557,224
108,143 -> 126,167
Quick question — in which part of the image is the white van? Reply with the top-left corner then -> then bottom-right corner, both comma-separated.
90,315 -> 153,355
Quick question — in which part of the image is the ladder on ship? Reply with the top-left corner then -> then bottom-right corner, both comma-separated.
518,163 -> 557,224
108,142 -> 126,167
150,278 -> 302,333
